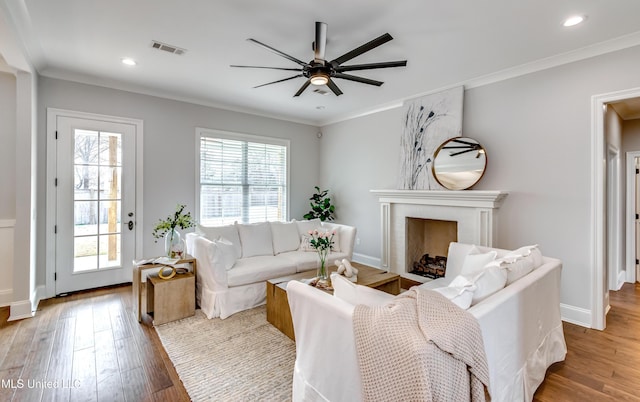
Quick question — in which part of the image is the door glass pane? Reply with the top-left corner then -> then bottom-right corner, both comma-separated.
99,234 -> 121,268
74,166 -> 99,200
73,129 -> 123,272
100,167 -> 121,199
74,201 -> 99,236
74,236 -> 98,272
99,200 -> 121,234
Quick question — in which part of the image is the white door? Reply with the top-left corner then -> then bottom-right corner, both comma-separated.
55,116 -> 137,294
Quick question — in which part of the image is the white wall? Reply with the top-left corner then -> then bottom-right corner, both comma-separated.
0,71 -> 15,306
37,76 -> 321,289
320,44 -> 640,320
0,71 -> 16,218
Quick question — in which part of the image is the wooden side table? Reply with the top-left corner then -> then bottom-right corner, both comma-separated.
132,256 -> 197,322
146,272 -> 195,325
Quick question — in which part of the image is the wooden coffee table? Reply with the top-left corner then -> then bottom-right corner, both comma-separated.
266,262 -> 401,340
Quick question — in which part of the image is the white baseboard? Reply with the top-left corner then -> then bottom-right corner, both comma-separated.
352,253 -> 381,269
617,271 -> 626,290
8,299 -> 35,321
560,303 -> 592,328
0,289 -> 11,307
33,285 -> 45,312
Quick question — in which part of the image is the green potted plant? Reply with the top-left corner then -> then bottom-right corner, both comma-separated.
152,204 -> 196,258
303,186 -> 335,221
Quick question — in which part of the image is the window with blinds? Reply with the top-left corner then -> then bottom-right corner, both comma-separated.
197,130 -> 289,225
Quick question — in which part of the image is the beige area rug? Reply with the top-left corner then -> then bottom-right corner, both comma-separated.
155,306 -> 296,401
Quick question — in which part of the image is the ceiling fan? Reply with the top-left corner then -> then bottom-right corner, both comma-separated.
231,22 -> 407,97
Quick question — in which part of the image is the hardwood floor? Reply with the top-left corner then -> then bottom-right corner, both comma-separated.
1,282 -> 639,401
0,285 -> 189,402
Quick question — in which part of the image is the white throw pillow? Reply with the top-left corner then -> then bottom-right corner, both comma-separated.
331,273 -> 394,307
270,220 -> 301,254
457,248 -> 507,305
296,219 -> 321,238
470,266 -> 507,304
487,245 -> 543,285
299,234 -> 314,252
196,223 -> 241,259
236,222 -> 274,258
432,286 -> 474,310
460,249 -> 498,275
215,237 -> 237,271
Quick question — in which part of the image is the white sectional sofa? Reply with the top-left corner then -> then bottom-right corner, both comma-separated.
287,242 -> 567,402
185,219 -> 356,319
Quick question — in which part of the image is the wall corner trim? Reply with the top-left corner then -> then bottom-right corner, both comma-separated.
8,299 -> 35,321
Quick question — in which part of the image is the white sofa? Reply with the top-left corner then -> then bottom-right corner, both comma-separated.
287,242 -> 567,402
185,219 -> 356,319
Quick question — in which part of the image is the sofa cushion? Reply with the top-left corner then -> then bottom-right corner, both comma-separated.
331,273 -> 394,307
196,224 -> 242,259
215,237 -> 238,271
431,286 -> 474,310
227,255 -> 297,287
461,248 -> 497,274
236,222 -> 274,258
270,220 -> 301,254
486,245 -> 543,285
296,219 -> 321,239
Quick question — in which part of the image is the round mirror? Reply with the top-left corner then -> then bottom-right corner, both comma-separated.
432,137 -> 487,190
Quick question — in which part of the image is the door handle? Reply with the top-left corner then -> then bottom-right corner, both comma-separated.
128,221 -> 134,230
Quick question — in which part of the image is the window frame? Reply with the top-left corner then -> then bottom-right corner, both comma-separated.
195,127 -> 291,225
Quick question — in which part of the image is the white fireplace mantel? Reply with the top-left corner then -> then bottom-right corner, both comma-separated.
370,189 -> 508,280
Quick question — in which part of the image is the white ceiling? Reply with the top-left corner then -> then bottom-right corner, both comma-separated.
5,0 -> 640,125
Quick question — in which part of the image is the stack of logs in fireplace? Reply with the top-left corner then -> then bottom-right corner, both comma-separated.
411,254 -> 446,279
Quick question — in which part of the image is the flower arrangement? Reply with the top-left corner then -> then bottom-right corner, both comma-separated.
152,204 -> 196,257
152,204 -> 196,241
309,229 -> 336,283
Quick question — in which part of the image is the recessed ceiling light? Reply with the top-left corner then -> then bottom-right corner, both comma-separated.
121,58 -> 137,66
563,15 -> 585,27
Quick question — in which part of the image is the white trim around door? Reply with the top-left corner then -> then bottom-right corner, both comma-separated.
46,108 -> 144,298
591,86 -> 640,330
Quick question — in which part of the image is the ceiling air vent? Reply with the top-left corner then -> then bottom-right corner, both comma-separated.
151,40 -> 186,55
313,88 -> 329,96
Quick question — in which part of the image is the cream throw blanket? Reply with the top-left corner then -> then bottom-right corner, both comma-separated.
353,287 -> 490,402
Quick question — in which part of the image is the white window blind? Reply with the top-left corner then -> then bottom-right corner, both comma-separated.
198,131 -> 288,225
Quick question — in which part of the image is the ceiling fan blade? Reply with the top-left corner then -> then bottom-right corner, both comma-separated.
294,79 -> 311,97
331,33 -> 393,66
335,60 -> 407,72
450,138 -> 479,146
326,79 -> 343,96
231,65 -> 302,71
254,74 -> 303,88
247,38 -> 308,67
450,148 -> 476,157
314,22 -> 327,62
333,72 -> 383,86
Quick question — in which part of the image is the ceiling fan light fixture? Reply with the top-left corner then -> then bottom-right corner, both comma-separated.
310,73 -> 329,86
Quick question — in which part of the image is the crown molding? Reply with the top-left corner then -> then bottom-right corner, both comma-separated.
319,31 -> 640,127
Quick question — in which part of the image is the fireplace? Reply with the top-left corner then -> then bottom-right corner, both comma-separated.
371,190 -> 508,283
406,218 -> 457,278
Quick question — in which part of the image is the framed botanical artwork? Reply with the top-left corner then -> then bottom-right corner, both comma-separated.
398,86 -> 464,190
